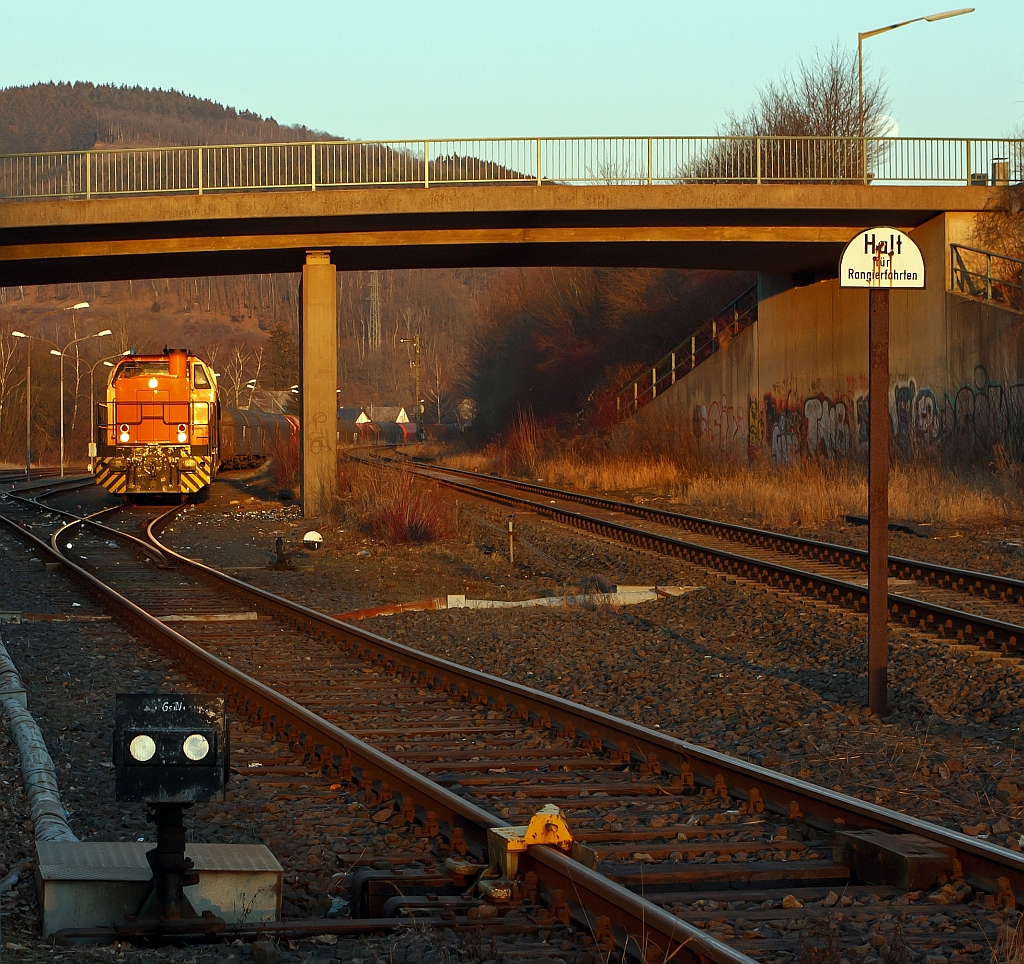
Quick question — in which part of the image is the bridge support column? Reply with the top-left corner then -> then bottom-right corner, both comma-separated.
299,250 -> 337,518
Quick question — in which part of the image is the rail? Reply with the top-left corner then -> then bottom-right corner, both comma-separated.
616,285 -> 758,419
1,136 -> 1021,199
951,243 -> 1024,313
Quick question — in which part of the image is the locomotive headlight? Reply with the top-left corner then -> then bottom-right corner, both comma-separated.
148,377 -> 159,389
119,432 -> 130,442
177,431 -> 188,443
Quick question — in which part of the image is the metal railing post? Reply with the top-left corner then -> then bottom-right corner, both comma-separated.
633,382 -> 638,412
85,151 -> 91,199
756,136 -> 761,184
986,252 -> 992,301
537,139 -> 542,186
197,146 -> 203,196
424,141 -> 430,188
690,335 -> 695,371
648,137 -> 653,186
311,142 -> 317,192
862,137 -> 868,185
670,352 -> 676,385
651,367 -> 657,399
966,140 -> 971,187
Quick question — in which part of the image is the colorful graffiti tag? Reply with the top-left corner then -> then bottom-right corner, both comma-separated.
693,366 -> 1024,463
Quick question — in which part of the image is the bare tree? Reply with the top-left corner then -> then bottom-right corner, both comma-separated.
686,44 -> 891,183
724,44 -> 890,139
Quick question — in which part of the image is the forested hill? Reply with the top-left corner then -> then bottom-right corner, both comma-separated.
0,82 -> 340,155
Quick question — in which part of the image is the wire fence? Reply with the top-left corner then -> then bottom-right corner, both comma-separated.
1,136 -> 1022,199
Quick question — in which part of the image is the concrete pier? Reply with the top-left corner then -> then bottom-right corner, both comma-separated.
299,251 -> 337,518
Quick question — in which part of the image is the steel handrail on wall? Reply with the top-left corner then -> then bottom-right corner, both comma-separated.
950,243 -> 1024,313
615,284 -> 758,419
1,136 -> 1022,200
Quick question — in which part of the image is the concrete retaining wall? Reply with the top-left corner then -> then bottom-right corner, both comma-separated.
632,213 -> 1024,464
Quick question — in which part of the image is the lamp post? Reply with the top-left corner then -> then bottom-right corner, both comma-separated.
858,8 -> 973,137
10,330 -> 32,479
51,315 -> 111,476
89,352 -> 128,470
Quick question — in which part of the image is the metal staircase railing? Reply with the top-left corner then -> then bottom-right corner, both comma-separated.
615,285 -> 758,420
950,243 -> 1024,313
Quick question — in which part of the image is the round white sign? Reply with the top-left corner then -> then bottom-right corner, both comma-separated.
839,227 -> 925,289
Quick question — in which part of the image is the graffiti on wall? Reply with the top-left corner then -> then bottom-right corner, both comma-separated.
693,365 -> 1024,463
693,396 -> 746,453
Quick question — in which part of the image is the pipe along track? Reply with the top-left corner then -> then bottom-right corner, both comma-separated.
381,456 -> 1024,658
2,486 -> 1023,961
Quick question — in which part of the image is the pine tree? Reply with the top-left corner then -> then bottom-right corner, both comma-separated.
264,323 -> 298,389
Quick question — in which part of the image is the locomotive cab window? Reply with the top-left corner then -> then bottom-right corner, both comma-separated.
193,364 -> 211,389
114,361 -> 170,381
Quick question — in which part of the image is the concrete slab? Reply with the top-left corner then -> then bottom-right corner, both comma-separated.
36,840 -> 283,936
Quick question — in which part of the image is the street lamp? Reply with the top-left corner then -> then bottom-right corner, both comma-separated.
52,321 -> 112,477
10,330 -> 32,479
89,352 -> 128,470
858,8 -> 973,137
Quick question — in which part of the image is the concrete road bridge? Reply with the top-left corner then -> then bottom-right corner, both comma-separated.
1,135 -> 1020,512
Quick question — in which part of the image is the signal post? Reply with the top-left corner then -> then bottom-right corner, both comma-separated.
839,227 -> 925,716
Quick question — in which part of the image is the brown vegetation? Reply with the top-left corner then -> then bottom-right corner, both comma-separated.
352,466 -> 455,544
454,411 -> 1023,530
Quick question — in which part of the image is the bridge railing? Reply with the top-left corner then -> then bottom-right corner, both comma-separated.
1,136 -> 1021,199
951,244 -> 1024,313
615,284 -> 759,420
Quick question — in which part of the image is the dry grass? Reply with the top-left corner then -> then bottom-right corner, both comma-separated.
352,465 -> 455,544
446,410 -> 1023,529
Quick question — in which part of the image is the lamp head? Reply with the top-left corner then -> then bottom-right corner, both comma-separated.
12,331 -> 26,338
50,349 -> 62,357
925,7 -> 974,21
65,302 -> 90,311
96,329 -> 112,337
103,361 -> 114,367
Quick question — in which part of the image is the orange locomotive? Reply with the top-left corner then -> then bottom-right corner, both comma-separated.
94,348 -> 218,497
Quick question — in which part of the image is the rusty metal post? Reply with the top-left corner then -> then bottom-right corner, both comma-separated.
868,287 -> 889,716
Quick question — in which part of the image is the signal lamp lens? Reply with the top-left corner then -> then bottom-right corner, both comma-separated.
177,423 -> 187,432
119,432 -> 130,443
177,431 -> 188,443
119,424 -> 128,432
129,734 -> 157,762
148,377 -> 158,389
182,733 -> 210,761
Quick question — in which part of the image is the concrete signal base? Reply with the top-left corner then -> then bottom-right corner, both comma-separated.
36,840 -> 283,937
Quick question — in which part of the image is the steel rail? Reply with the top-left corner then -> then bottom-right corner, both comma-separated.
393,461 -> 1023,655
5,490 -> 1024,951
407,460 -> 1024,606
41,496 -> 1024,894
0,496 -> 749,963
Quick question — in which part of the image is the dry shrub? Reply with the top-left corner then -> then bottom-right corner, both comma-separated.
264,429 -> 299,490
353,466 -> 454,543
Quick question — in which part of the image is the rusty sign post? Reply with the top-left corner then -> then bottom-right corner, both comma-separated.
839,228 -> 925,716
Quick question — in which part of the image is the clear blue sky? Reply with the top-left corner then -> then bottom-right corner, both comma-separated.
2,0 -> 1021,141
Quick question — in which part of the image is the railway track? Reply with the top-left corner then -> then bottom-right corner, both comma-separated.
2,483 -> 1023,961
382,456 -> 1024,658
